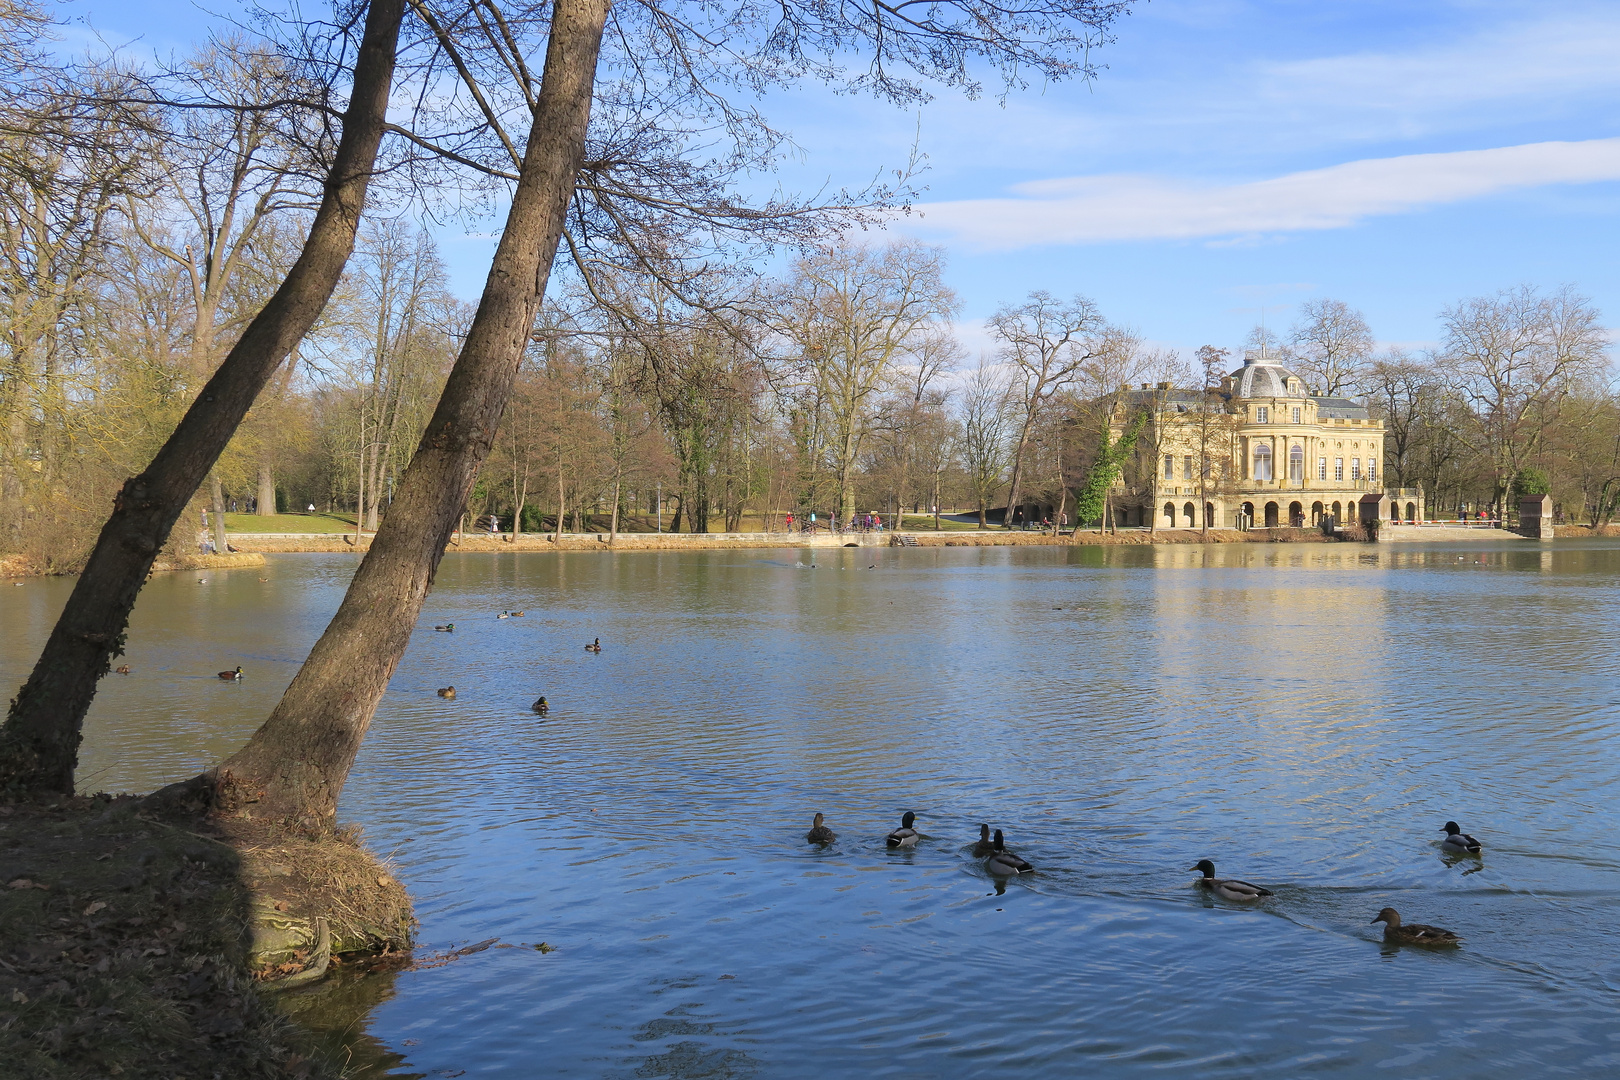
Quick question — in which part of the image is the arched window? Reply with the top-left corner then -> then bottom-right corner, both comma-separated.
1183,502 -> 1196,527
1163,501 -> 1176,526
1289,444 -> 1304,481
1253,443 -> 1273,481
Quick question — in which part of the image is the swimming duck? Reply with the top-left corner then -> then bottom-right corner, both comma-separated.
434,623 -> 455,632
1190,859 -> 1272,901
496,612 -> 510,619
437,686 -> 456,699
532,696 -> 548,715
806,813 -> 837,845
1372,907 -> 1461,945
985,830 -> 1034,875
217,666 -> 243,681
584,638 -> 602,652
886,811 -> 920,849
971,823 -> 995,857
1440,821 -> 1482,855
114,665 -> 130,675
509,610 -> 525,617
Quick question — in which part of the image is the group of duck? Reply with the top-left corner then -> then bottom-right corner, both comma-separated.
433,630 -> 603,707
808,812 -> 1483,946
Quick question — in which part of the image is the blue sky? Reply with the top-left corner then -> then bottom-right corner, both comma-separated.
66,0 -> 1620,359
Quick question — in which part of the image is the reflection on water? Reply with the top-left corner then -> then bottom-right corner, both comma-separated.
5,541 -> 1620,1077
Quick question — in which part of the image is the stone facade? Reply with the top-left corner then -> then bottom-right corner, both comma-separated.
1105,353 -> 1420,529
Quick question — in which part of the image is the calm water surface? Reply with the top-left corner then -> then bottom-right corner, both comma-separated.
6,542 -> 1620,1078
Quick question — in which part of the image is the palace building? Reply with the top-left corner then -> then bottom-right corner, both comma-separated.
1103,352 -> 1423,530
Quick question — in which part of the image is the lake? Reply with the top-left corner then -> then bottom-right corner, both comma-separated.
5,541 -> 1620,1078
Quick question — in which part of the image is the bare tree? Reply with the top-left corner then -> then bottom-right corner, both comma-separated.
779,241 -> 956,523
961,355 -> 1013,528
1438,285 -> 1609,519
157,0 -> 1139,826
988,291 -> 1104,528
1287,298 -> 1373,396
1,0 -> 405,795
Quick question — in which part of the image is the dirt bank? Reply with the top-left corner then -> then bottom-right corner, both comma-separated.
904,526 -> 1352,546
226,527 -> 1362,554
0,794 -> 413,1079
2,551 -> 266,579
149,551 -> 268,574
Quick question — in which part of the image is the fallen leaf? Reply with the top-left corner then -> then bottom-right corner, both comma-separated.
9,989 -> 26,1004
94,853 -> 112,862
7,878 -> 46,890
83,901 -> 107,916
377,876 -> 391,887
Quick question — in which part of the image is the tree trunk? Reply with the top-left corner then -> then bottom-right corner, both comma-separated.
206,0 -> 609,828
209,471 -> 229,553
1003,419 -> 1034,530
257,463 -> 276,516
0,0 -> 405,796
353,438 -> 367,543
553,451 -> 564,542
608,468 -> 621,544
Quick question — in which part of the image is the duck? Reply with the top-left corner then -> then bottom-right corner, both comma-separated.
971,823 -> 996,857
1373,907 -> 1461,946
985,830 -> 1034,875
496,612 -> 510,619
1440,821 -> 1482,855
885,811 -> 920,849
531,696 -> 548,715
114,665 -> 130,675
1190,859 -> 1272,901
434,623 -> 455,632
584,638 -> 602,652
217,666 -> 243,681
437,686 -> 456,699
509,610 -> 525,617
806,813 -> 837,845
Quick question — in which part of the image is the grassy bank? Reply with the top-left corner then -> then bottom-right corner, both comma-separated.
221,513 -> 357,534
0,794 -> 414,1078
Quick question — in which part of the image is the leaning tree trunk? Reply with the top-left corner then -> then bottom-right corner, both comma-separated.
209,0 -> 610,829
0,0 -> 405,796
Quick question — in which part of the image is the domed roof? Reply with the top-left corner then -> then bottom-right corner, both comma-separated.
1229,353 -> 1300,398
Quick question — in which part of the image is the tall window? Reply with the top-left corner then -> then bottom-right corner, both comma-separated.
1351,458 -> 1362,480
1164,454 -> 1174,480
1318,457 -> 1327,480
1289,445 -> 1304,482
1256,406 -> 1269,423
1254,443 -> 1273,481
1183,455 -> 1194,480
1369,458 -> 1378,481
1334,457 -> 1344,481
1292,407 -> 1301,424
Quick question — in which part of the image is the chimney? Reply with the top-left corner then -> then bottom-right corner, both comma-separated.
1156,381 -> 1171,390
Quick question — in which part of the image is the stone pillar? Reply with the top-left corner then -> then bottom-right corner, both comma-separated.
1518,493 -> 1553,539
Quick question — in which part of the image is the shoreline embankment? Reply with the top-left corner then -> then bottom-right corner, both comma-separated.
7,524 -> 1620,579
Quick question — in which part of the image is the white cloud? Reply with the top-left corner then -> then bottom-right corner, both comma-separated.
911,138 -> 1620,249
1260,9 -> 1620,120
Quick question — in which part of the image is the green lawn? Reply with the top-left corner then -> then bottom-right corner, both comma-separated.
222,512 -> 357,533
900,515 -> 991,532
